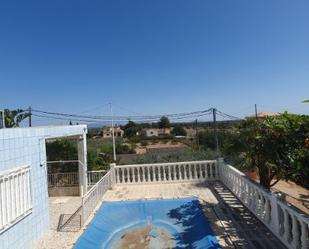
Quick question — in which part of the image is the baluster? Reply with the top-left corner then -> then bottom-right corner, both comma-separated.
163,165 -> 167,182
193,164 -> 197,179
258,194 -> 264,218
254,191 -> 260,215
188,164 -> 192,180
175,164 -> 180,181
128,168 -> 132,183
148,166 -> 153,182
137,167 -> 140,183
210,163 -> 213,179
168,165 -> 171,181
147,167 -> 151,182
173,165 -> 176,181
129,168 -> 133,183
214,163 -> 219,179
264,198 -> 271,224
283,209 -> 291,242
243,182 -> 248,204
199,164 -> 203,180
209,163 -> 213,179
291,215 -> 300,248
158,165 -> 161,182
301,221 -> 309,249
182,164 -> 191,180
177,164 -> 181,181
182,164 -> 186,180
116,168 -> 119,183
251,188 -> 256,211
142,167 -> 145,183
248,185 -> 253,209
121,168 -> 125,183
152,166 -> 156,182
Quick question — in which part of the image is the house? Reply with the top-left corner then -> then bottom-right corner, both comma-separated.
102,127 -> 124,138
246,112 -> 279,119
144,127 -> 172,137
0,125 -> 88,249
184,127 -> 205,139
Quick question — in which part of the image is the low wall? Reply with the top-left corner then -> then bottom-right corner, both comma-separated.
48,186 -> 80,197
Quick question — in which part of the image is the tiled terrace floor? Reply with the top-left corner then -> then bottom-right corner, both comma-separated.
35,181 -> 287,249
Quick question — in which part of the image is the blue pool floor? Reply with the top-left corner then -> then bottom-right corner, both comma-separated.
74,197 -> 221,249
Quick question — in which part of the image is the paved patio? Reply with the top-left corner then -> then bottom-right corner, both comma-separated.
34,181 -> 287,249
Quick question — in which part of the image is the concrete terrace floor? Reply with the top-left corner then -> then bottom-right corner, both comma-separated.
34,182 -> 287,249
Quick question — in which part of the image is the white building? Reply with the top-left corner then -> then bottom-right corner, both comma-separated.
144,128 -> 172,137
0,125 -> 88,249
102,127 -> 124,138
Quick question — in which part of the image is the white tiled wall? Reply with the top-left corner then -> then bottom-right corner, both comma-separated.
0,125 -> 87,249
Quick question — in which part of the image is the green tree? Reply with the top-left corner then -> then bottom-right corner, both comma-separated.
123,120 -> 140,138
238,113 -> 309,189
158,116 -> 170,129
4,109 -> 29,128
46,140 -> 78,173
171,125 -> 187,136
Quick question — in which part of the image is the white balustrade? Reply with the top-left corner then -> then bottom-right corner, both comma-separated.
73,158 -> 309,249
0,166 -> 32,234
114,160 -> 218,185
81,170 -> 113,225
87,170 -> 107,186
219,160 -> 309,249
48,170 -> 107,188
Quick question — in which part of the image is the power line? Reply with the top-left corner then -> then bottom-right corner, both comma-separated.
28,107 -> 242,125
215,110 -> 244,120
30,108 -> 213,122
32,114 -> 100,123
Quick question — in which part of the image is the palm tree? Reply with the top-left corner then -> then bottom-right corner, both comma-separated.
4,109 -> 29,128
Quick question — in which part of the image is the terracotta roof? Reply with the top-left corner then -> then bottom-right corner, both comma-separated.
246,112 -> 279,119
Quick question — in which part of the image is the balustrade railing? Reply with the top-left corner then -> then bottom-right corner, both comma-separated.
72,159 -> 308,249
219,160 -> 309,249
114,160 -> 218,184
81,169 -> 114,225
48,170 -> 107,188
48,172 -> 79,187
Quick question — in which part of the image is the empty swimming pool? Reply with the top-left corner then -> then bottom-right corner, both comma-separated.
74,197 -> 221,249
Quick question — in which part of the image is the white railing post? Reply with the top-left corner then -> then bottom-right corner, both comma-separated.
301,220 -> 309,249
110,163 -> 116,187
291,214 -> 300,249
270,192 -> 283,236
217,157 -> 224,179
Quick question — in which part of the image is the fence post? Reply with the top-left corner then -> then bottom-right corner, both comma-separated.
217,157 -> 224,180
110,163 -> 116,187
270,191 -> 284,235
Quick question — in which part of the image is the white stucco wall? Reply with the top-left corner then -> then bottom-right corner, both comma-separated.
0,125 -> 87,249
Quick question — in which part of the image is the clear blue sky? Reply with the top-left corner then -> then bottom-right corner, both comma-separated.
1,0 -> 309,124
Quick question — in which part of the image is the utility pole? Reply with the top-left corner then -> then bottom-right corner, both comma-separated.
28,106 -> 32,127
110,103 -> 117,162
212,108 -> 219,157
195,119 -> 199,150
255,104 -> 258,119
0,110 -> 5,129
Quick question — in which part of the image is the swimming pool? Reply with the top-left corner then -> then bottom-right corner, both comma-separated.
74,197 -> 221,249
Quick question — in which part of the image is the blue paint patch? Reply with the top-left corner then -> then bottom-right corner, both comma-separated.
74,197 -> 221,249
